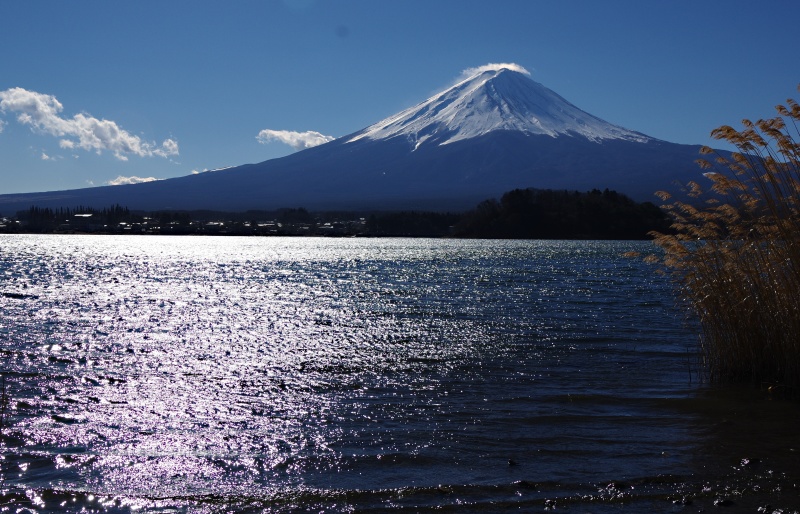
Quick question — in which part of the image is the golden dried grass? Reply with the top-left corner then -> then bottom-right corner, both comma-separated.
652,86 -> 800,394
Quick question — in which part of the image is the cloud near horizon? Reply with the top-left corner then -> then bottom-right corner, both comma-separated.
0,87 -> 179,161
192,166 -> 233,174
256,129 -> 335,150
106,175 -> 160,186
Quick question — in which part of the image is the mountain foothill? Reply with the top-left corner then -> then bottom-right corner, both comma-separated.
0,64 -> 715,220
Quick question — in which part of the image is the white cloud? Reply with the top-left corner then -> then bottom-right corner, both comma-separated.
106,175 -> 160,186
0,119 -> 5,133
155,138 -> 179,158
41,152 -> 53,161
461,63 -> 531,79
0,87 -> 179,160
256,129 -> 335,150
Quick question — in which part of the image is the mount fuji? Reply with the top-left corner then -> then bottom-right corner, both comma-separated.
0,64 -> 711,214
349,63 -> 650,147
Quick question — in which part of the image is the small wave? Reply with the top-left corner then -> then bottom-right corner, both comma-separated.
1,291 -> 38,300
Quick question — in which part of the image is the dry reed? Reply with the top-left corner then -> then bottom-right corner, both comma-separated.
650,86 -> 800,395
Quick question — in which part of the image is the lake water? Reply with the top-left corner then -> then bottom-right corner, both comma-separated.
0,235 -> 798,513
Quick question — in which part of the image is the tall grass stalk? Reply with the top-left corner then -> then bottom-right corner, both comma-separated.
651,87 -> 800,394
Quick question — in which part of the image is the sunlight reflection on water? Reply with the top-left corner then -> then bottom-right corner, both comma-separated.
0,235 -> 798,512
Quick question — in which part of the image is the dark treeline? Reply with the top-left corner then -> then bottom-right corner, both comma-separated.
452,188 -> 670,239
15,205 -> 140,232
0,188 -> 670,239
9,205 -> 189,233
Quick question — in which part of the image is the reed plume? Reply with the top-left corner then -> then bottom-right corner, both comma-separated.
651,86 -> 800,394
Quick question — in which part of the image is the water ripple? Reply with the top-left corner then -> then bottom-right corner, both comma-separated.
0,236 -> 797,511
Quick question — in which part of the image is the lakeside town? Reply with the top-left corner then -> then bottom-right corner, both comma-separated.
0,189 -> 670,239
0,205 -> 459,237
0,208 -> 371,237
0,188 -> 671,239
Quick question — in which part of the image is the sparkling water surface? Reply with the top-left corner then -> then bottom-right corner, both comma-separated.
0,235 -> 798,512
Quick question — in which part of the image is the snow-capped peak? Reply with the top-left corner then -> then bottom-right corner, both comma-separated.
348,64 -> 650,148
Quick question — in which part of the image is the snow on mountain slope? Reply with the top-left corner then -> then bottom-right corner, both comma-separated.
348,63 -> 651,148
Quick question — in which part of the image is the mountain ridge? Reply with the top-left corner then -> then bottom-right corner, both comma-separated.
0,64 -> 712,214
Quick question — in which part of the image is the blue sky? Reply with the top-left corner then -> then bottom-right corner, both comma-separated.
1,0 -> 798,194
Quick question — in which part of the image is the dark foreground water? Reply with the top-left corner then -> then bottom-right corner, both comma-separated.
0,235 -> 798,513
